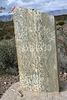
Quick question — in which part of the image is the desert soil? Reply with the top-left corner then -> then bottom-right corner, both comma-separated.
0,75 -> 19,98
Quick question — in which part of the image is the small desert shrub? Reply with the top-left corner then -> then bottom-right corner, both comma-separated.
0,21 -> 14,40
56,21 -> 65,26
0,38 -> 18,75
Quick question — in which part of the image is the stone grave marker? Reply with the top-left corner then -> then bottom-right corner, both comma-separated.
13,7 -> 59,92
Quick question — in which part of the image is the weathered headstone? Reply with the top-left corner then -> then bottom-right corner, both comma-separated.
13,7 -> 59,92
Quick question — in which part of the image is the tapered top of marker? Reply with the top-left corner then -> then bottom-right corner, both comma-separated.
12,6 -> 16,11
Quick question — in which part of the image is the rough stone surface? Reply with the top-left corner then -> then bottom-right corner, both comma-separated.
13,7 -> 59,92
0,82 -> 67,100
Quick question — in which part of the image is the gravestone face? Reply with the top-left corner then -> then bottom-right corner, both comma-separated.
13,7 -> 59,92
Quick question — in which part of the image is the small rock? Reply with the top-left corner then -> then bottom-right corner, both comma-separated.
63,73 -> 67,78
4,82 -> 7,85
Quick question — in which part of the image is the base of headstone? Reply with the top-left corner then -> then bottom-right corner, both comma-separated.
0,82 -> 67,100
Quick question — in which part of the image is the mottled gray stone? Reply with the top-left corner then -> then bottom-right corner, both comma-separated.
13,7 -> 59,92
1,82 -> 67,100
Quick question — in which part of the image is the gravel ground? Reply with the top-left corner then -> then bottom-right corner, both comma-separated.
0,75 -> 19,98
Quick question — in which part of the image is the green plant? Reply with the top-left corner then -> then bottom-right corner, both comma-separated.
0,21 -> 14,40
0,38 -> 18,75
56,21 -> 65,26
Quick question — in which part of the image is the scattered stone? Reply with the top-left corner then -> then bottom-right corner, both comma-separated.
0,75 -> 19,98
4,82 -> 7,85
